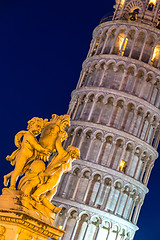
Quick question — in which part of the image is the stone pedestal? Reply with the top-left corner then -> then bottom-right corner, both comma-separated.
0,188 -> 65,240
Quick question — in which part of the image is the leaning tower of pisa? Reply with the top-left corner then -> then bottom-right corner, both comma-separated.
52,0 -> 160,239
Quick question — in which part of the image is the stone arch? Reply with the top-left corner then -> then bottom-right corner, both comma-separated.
90,95 -> 104,122
72,127 -> 83,148
140,111 -> 152,140
54,206 -> 68,228
123,0 -> 144,20
131,30 -> 146,60
65,166 -> 81,199
85,173 -> 102,206
109,138 -> 124,169
110,99 -> 125,128
129,146 -> 143,178
121,102 -> 135,132
141,33 -> 156,63
80,129 -> 93,160
88,132 -> 103,163
132,68 -> 145,96
84,216 -> 101,239
73,213 -> 90,240
99,96 -> 114,125
98,135 -> 114,165
112,27 -> 127,55
112,63 -> 125,90
65,127 -> 75,149
74,169 -> 92,203
132,106 -> 144,137
74,93 -> 87,120
103,28 -> 117,54
81,93 -> 95,121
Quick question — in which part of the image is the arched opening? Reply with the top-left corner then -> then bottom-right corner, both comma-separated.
112,29 -> 126,55
75,170 -> 91,202
74,214 -> 89,240
82,94 -> 94,121
123,30 -> 136,57
112,64 -> 124,90
63,210 -> 78,240
88,132 -> 102,162
129,8 -> 139,21
81,130 -> 92,160
103,29 -> 116,54
101,62 -> 115,88
90,96 -> 104,122
98,136 -> 113,165
148,0 -> 156,11
141,35 -> 155,63
86,174 -> 101,206
132,31 -> 145,60
100,97 -> 114,125
75,95 -> 86,120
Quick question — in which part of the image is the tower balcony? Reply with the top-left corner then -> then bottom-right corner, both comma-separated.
89,20 -> 160,71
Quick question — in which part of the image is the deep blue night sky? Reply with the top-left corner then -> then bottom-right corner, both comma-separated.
0,0 -> 159,239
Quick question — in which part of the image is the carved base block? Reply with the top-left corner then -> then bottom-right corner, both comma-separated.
0,189 -> 65,240
0,209 -> 64,239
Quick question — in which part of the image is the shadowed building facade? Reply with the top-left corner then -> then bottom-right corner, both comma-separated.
52,0 -> 160,239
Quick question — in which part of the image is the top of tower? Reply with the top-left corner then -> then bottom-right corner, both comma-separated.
106,0 -> 160,29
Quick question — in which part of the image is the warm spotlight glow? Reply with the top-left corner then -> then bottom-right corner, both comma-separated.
58,225 -> 63,229
93,39 -> 99,53
151,45 -> 160,64
118,35 -> 128,55
119,160 -> 126,172
121,0 -> 125,5
149,0 -> 156,4
119,35 -> 124,51
121,38 -> 128,56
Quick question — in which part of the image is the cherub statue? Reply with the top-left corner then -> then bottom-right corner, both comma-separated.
4,117 -> 50,189
31,131 -> 80,202
17,130 -> 80,204
18,159 -> 46,196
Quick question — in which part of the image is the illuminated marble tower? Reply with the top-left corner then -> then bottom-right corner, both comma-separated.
53,0 -> 160,239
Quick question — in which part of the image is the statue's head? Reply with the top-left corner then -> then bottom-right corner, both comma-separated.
51,114 -> 70,132
27,117 -> 44,136
66,145 -> 80,160
30,160 -> 46,174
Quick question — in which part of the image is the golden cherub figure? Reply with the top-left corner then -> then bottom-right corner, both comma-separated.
1,114 -> 80,224
4,117 -> 50,189
18,130 -> 80,201
31,131 -> 80,201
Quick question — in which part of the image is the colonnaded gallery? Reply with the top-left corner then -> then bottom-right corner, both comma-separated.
52,0 -> 160,239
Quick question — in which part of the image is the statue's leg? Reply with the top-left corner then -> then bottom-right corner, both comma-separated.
10,161 -> 26,189
31,182 -> 53,201
40,194 -> 61,213
40,195 -> 54,211
46,186 -> 58,201
32,174 -> 60,201
3,171 -> 13,186
22,180 -> 38,196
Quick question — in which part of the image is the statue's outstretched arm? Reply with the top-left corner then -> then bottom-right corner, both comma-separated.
27,135 -> 49,154
55,133 -> 66,155
14,131 -> 27,148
